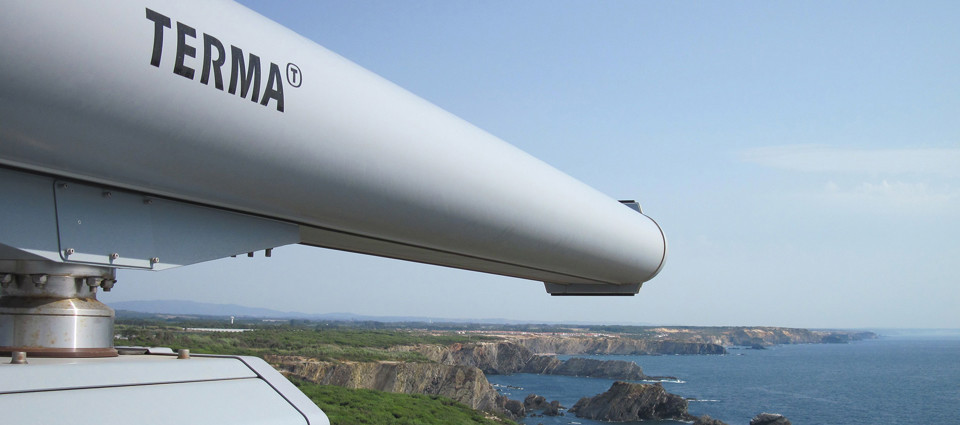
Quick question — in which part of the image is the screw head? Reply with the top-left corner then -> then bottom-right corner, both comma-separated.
64,248 -> 75,256
109,253 -> 120,260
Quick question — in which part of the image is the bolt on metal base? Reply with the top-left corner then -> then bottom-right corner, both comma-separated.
10,351 -> 27,364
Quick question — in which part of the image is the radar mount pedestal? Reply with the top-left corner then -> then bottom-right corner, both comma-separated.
0,260 -> 118,358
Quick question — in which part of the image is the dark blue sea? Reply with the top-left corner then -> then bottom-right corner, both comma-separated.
488,333 -> 960,424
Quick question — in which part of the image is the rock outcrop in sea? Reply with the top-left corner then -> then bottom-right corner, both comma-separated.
524,394 -> 549,411
686,412 -> 793,425
524,394 -> 563,416
502,399 -> 525,418
750,412 -> 792,425
568,381 -> 694,422
693,415 -> 729,425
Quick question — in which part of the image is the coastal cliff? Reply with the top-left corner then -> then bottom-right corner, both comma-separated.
420,341 -> 536,375
508,327 -> 876,354
522,356 -> 652,380
267,355 -> 508,415
515,335 -> 727,355
397,326 -> 871,361
403,341 -> 655,379
636,327 -> 877,347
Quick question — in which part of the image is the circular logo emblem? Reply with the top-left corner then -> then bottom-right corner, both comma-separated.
286,63 -> 302,88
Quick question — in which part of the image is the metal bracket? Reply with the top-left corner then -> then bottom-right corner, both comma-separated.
544,281 -> 642,296
53,180 -> 299,269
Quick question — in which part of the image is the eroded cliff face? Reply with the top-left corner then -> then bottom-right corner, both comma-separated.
515,336 -> 727,355
398,341 -> 653,379
267,355 -> 506,414
434,341 -> 536,375
522,356 -> 650,380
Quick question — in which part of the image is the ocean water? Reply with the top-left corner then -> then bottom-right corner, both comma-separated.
488,335 -> 960,425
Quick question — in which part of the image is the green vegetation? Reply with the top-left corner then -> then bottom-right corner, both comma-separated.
292,379 -> 514,425
117,311 -> 826,339
115,322 -> 493,362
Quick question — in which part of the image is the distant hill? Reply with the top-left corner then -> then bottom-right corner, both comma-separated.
107,299 -> 522,324
109,299 -> 315,318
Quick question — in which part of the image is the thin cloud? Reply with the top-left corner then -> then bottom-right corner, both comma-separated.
823,180 -> 958,211
741,145 -> 960,177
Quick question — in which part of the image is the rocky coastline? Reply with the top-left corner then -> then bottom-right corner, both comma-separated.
401,341 -> 672,380
516,335 -> 727,355
269,327 -> 869,422
512,327 -> 876,354
569,381 -> 794,425
270,341 -> 671,418
632,327 -> 877,348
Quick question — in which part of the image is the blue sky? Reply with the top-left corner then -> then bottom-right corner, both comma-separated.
104,1 -> 959,328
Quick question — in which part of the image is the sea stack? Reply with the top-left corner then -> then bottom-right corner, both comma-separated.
750,412 -> 792,425
569,381 -> 694,422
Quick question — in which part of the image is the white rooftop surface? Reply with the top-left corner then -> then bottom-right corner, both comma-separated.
0,352 -> 329,425
0,353 -> 256,393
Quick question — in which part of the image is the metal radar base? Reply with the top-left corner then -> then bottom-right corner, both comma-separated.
0,260 -> 118,358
